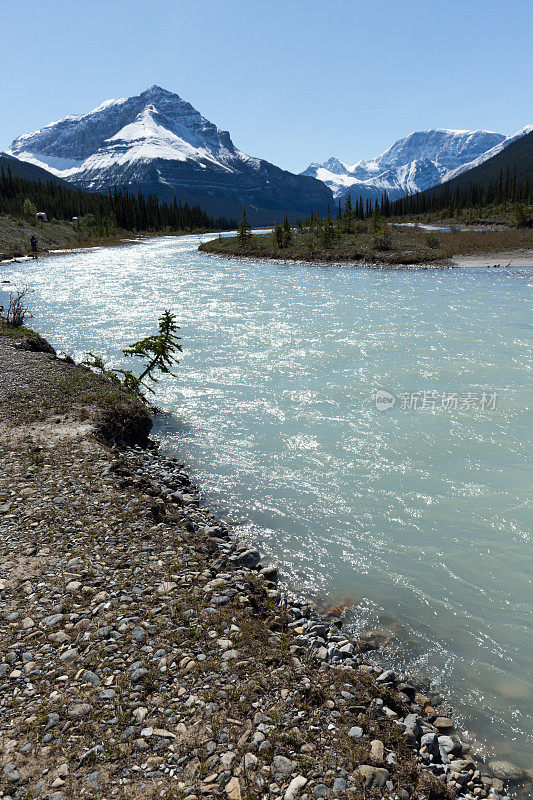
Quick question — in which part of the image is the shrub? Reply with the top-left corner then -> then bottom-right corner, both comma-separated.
1,286 -> 34,328
513,203 -> 532,228
425,234 -> 440,249
373,234 -> 392,251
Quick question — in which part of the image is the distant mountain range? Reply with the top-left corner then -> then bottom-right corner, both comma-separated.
5,86 -> 531,220
301,127 -> 532,203
6,85 -> 332,224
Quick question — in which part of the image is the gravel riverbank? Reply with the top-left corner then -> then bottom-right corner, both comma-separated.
0,329 -> 529,800
198,250 -> 454,270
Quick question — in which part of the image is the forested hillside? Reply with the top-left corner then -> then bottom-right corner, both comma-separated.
0,153 -> 72,186
0,160 -> 236,234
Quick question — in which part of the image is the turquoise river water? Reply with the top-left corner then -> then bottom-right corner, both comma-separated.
1,233 -> 531,771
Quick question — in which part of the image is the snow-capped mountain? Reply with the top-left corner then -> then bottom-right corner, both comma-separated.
8,86 -> 332,223
301,129 -> 507,202
440,124 -> 533,183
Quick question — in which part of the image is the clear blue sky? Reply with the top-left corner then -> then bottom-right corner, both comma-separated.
1,0 -> 531,172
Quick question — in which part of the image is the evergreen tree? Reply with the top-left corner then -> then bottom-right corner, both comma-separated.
23,197 -> 37,222
282,212 -> 292,246
321,213 -> 335,248
0,170 -> 236,234
84,310 -> 182,399
371,205 -> 382,234
237,207 -> 252,244
343,194 -> 353,232
513,202 -> 531,227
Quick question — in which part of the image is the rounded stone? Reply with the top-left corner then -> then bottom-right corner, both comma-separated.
271,755 -> 295,782
434,716 -> 454,730
488,760 -> 527,782
67,703 -> 92,718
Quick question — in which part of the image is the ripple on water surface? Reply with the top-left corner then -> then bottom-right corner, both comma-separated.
2,234 -> 531,770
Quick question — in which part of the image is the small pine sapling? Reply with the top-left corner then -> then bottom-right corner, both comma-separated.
83,310 -> 182,399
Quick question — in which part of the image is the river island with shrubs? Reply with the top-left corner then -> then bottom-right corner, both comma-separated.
199,201 -> 533,268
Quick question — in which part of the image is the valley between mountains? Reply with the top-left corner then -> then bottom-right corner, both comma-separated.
5,86 -> 532,226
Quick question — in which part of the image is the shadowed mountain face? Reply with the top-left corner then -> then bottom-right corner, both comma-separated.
302,129 -> 507,203
0,152 -> 72,186
8,86 -> 333,224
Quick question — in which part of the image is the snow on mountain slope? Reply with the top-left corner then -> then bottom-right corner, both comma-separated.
440,124 -> 533,183
302,129 -> 506,202
8,86 -> 332,223
9,87 -> 252,181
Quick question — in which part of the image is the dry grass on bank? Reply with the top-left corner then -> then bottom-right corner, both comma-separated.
0,327 -> 152,444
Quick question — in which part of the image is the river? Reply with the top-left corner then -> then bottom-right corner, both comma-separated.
2,233 -> 531,771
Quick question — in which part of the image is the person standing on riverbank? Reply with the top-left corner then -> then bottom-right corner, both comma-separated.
29,235 -> 38,259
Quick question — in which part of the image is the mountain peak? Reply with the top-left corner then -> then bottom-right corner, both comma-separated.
322,156 -> 347,174
8,85 -> 236,170
416,127 -> 499,136
141,85 -> 177,100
